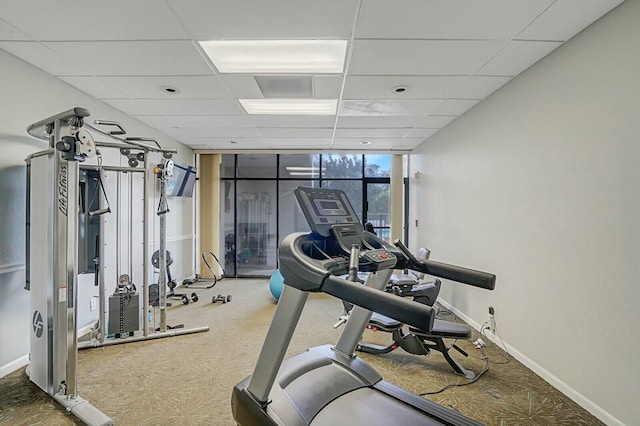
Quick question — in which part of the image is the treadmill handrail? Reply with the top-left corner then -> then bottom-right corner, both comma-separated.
394,239 -> 496,290
321,274 -> 435,332
279,232 -> 435,331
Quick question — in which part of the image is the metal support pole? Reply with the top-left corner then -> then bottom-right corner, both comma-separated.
247,285 -> 308,403
158,177 -> 168,332
142,152 -> 149,337
128,173 -> 133,281
98,172 -> 106,345
52,116 -> 79,397
333,269 -> 393,357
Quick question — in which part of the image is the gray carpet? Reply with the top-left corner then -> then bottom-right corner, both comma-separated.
0,279 -> 602,425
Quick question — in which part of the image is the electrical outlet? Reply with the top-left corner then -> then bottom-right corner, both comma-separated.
90,297 -> 98,312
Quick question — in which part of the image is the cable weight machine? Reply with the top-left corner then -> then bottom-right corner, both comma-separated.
26,108 -> 112,425
25,108 -> 209,425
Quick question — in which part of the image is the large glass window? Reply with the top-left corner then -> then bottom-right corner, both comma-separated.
322,154 -> 363,178
365,154 -> 391,177
220,153 -> 404,277
322,180 -> 363,220
365,182 -> 391,240
220,180 -> 235,276
279,154 -> 320,178
237,154 -> 277,178
221,155 -> 235,178
236,181 -> 277,276
278,180 -> 317,238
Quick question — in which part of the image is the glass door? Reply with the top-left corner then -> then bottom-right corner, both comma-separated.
364,180 -> 390,241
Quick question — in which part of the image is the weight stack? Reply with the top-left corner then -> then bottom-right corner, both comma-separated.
108,292 -> 139,337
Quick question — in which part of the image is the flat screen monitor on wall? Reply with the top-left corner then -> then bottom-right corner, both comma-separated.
167,163 -> 196,197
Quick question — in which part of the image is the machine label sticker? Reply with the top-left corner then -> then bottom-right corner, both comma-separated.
32,311 -> 44,338
59,286 -> 67,303
58,163 -> 68,216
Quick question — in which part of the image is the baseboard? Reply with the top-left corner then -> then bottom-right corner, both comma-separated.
0,355 -> 29,379
437,299 -> 624,426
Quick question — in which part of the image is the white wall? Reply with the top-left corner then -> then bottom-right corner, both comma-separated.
0,49 -> 195,374
409,1 -> 639,425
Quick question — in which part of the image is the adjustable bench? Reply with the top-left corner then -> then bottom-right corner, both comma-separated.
358,312 -> 475,378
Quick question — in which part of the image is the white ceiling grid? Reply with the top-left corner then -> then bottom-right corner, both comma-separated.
0,0 -> 625,152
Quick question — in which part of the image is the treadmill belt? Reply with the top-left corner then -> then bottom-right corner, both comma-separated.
310,387 -> 445,425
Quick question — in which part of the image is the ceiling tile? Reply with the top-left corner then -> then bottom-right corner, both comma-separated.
104,99 -> 244,116
251,115 -> 336,128
44,41 -> 212,76
340,99 -> 442,116
478,40 -> 562,76
450,76 -> 512,99
337,116 -> 427,128
265,138 -> 332,148
356,0 -> 553,40
413,115 -> 458,128
343,76 -> 467,100
133,115 -> 256,129
332,138 -> 417,150
334,128 -> 409,138
349,40 -> 507,75
189,138 -> 269,150
404,128 -> 439,139
517,0 -> 625,41
259,128 -> 333,138
167,0 -> 358,39
219,75 -> 264,99
0,19 -> 30,40
393,139 -> 427,149
58,76 -> 127,99
313,76 -> 343,99
430,99 -> 480,116
0,41 -> 91,75
169,127 -> 263,138
100,76 -> 229,99
0,0 -> 188,41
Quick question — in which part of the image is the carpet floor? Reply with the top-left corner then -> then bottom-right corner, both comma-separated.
0,279 -> 602,425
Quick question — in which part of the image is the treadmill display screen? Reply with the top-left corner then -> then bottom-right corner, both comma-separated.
294,187 -> 363,237
314,199 -> 347,216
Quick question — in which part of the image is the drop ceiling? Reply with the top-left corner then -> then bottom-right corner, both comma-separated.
0,0 -> 624,152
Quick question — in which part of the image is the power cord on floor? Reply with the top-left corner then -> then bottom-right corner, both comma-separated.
419,346 -> 490,396
480,314 -> 512,365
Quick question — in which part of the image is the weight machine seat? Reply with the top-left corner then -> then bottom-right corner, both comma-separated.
369,313 -> 470,339
389,273 -> 420,287
369,312 -> 402,331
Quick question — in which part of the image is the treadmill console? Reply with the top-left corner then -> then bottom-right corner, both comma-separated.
294,187 -> 397,272
294,187 -> 361,238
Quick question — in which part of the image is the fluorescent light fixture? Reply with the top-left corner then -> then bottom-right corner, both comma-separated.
289,172 -> 321,176
240,99 -> 337,115
199,40 -> 347,73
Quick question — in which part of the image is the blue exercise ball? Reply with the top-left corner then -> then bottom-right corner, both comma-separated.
269,269 -> 285,301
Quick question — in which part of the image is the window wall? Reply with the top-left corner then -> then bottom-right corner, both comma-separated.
220,153 -> 396,277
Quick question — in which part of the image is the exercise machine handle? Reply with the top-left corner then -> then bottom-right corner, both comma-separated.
393,239 -> 496,290
88,207 -> 111,217
93,120 -> 126,135
322,274 -> 435,331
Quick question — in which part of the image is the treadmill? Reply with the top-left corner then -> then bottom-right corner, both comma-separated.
232,187 -> 496,425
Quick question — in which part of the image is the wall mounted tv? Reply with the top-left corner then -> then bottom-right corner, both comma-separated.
167,163 -> 196,197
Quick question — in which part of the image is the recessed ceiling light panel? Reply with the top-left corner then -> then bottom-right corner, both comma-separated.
199,40 -> 348,73
239,99 -> 337,115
